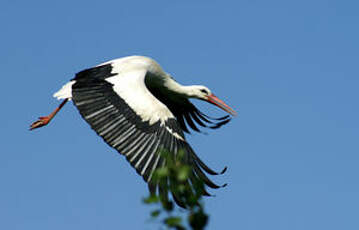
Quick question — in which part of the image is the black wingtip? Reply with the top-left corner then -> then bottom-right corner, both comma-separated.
220,166 -> 228,174
208,193 -> 216,197
217,115 -> 231,120
202,188 -> 213,197
221,183 -> 228,188
209,118 -> 231,129
198,111 -> 231,121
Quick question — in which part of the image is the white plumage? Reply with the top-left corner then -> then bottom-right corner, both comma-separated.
53,80 -> 75,99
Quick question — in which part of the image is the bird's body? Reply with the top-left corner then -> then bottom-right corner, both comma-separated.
31,56 -> 236,207
55,56 -> 175,125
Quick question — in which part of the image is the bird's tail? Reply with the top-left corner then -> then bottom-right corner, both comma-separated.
53,81 -> 75,100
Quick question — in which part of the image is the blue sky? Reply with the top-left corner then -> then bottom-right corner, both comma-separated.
1,0 -> 359,229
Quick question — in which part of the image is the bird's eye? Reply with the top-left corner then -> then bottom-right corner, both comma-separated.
200,89 -> 209,94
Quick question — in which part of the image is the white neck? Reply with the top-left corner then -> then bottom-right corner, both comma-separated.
163,79 -> 200,98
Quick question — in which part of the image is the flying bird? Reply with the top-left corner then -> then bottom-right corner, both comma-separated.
30,56 -> 236,207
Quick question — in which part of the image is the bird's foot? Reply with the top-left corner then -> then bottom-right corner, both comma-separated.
30,116 -> 51,130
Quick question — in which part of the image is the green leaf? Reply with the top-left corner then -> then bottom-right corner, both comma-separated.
151,210 -> 161,218
162,201 -> 174,212
164,216 -> 182,227
154,167 -> 169,178
177,165 -> 190,181
189,210 -> 208,230
143,195 -> 159,204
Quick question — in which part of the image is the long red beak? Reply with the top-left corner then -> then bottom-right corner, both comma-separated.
206,94 -> 237,116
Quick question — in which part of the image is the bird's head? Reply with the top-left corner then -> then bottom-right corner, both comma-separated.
188,85 -> 237,116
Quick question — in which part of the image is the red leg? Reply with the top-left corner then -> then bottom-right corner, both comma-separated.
30,99 -> 69,131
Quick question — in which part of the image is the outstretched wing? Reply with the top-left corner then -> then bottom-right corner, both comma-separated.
70,62 -> 225,207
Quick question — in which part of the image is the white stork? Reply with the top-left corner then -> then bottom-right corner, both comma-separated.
30,56 -> 236,207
